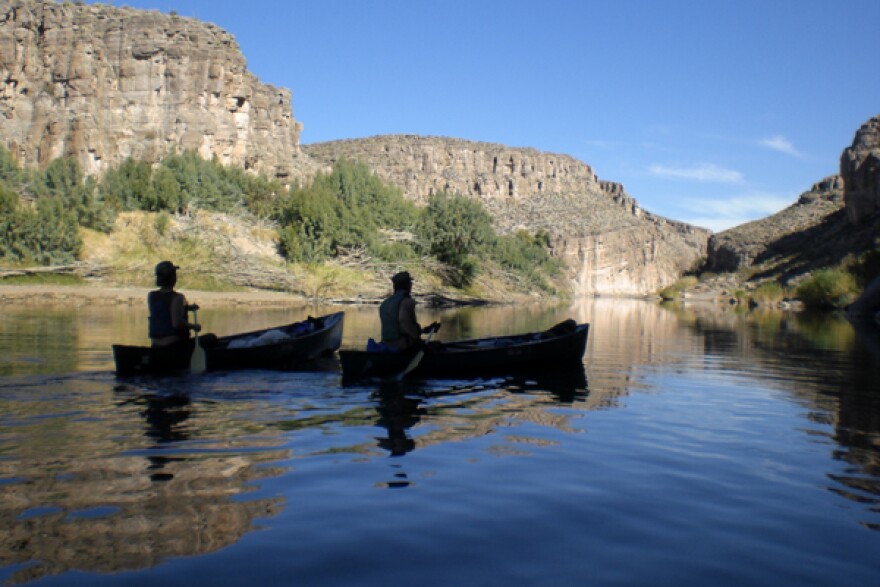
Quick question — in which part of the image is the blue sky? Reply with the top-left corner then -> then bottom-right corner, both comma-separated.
87,0 -> 879,232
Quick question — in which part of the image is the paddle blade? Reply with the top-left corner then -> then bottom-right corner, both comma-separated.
189,307 -> 206,375
190,341 -> 206,374
396,349 -> 424,381
394,322 -> 440,381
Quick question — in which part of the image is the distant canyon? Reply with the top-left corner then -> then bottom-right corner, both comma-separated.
1,0 -> 877,298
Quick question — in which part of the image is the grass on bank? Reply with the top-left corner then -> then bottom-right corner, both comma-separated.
749,282 -> 786,307
796,269 -> 859,310
0,273 -> 85,286
662,236 -> 880,312
73,210 -> 545,302
3,148 -> 563,298
658,276 -> 698,300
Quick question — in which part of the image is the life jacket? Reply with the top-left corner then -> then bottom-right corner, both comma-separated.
379,290 -> 408,342
148,290 -> 187,339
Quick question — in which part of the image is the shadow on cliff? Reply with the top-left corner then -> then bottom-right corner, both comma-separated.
749,210 -> 880,283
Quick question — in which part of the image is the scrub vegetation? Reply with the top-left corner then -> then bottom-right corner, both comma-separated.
0,148 -> 561,294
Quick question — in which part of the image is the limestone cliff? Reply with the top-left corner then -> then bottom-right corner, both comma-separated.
705,113 -> 880,284
841,115 -> 880,224
0,0 -> 316,180
705,176 -> 846,274
0,1 -> 711,297
304,136 -> 710,296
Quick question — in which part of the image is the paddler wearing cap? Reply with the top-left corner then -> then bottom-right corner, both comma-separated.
378,271 -> 438,351
148,261 -> 201,347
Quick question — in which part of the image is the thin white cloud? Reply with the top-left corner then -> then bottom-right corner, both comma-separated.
678,192 -> 794,232
582,139 -> 616,150
759,135 -> 804,158
648,163 -> 744,184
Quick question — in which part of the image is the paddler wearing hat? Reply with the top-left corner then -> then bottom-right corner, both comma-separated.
148,260 -> 201,347
378,271 -> 438,351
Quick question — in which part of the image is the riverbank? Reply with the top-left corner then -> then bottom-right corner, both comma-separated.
0,284 -> 495,308
0,284 -> 310,308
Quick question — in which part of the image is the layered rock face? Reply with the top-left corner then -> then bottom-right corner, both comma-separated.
707,113 -> 880,279
0,0 -> 314,180
0,1 -> 711,297
305,136 -> 710,296
705,176 -> 845,273
841,115 -> 880,224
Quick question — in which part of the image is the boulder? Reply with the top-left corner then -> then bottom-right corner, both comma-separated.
841,115 -> 880,224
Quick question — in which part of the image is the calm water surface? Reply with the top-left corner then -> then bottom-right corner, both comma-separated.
1,299 -> 879,586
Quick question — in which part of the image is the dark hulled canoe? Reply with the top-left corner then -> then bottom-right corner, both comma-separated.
113,311 -> 344,376
339,319 -> 588,382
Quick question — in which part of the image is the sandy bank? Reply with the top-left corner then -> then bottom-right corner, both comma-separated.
0,284 -> 313,308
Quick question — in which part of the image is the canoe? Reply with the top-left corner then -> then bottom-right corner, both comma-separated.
339,319 -> 588,382
113,311 -> 345,376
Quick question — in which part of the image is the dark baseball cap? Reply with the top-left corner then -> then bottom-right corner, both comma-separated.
391,271 -> 412,286
155,261 -> 179,275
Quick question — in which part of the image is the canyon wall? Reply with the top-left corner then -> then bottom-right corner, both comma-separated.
841,115 -> 880,224
0,1 -> 712,297
304,136 -> 710,296
706,113 -> 880,282
0,0 -> 316,180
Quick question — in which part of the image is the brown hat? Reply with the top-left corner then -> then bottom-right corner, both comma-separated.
155,261 -> 179,276
391,271 -> 412,287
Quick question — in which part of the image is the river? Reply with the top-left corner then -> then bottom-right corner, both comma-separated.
1,299 -> 878,586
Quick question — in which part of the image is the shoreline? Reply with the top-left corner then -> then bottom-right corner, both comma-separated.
0,284 -> 492,308
0,284 -> 313,308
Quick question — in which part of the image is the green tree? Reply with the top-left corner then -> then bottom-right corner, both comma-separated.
277,159 -> 418,262
224,164 -> 286,219
492,228 -> 561,290
99,158 -> 156,211
278,182 -> 338,262
0,146 -> 25,186
796,269 -> 859,310
0,195 -> 81,264
37,158 -> 114,231
159,151 -> 245,213
151,166 -> 183,211
417,191 -> 494,286
0,179 -> 19,215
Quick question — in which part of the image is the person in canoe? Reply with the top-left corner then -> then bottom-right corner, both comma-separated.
378,271 -> 438,352
148,261 -> 202,348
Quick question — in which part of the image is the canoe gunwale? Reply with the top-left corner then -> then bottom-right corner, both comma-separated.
112,311 -> 345,376
340,322 -> 589,381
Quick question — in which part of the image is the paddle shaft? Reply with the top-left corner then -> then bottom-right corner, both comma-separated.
396,323 -> 439,380
190,307 -> 206,374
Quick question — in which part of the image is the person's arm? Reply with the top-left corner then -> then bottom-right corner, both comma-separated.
397,297 -> 421,343
170,294 -> 200,333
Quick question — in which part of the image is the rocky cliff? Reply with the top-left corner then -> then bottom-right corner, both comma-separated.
0,1 -> 711,297
304,136 -> 710,296
705,176 -> 846,274
0,0 -> 316,180
706,114 -> 880,283
841,115 -> 880,224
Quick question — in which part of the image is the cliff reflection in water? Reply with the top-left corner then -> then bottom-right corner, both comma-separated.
2,299 -> 880,584
368,366 -> 590,465
0,382 -> 288,585
664,303 -> 880,531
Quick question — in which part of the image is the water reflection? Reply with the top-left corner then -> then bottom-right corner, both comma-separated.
367,364 -> 590,465
1,299 -> 880,585
664,303 -> 880,531
0,376 -> 289,584
373,383 -> 423,458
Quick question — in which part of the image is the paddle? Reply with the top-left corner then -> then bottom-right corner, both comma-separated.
189,307 -> 206,375
395,322 -> 440,381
